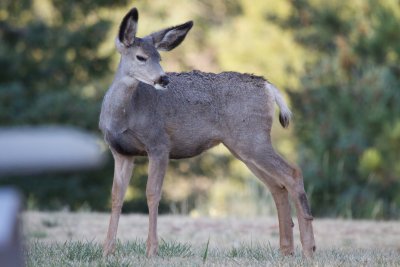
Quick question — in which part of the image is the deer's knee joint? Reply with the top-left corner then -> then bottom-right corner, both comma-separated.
298,192 -> 313,220
146,186 -> 160,197
111,191 -> 124,206
111,201 -> 123,211
270,185 -> 285,196
146,189 -> 161,204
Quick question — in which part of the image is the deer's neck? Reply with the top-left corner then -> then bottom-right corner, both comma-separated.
99,73 -> 139,132
109,74 -> 138,106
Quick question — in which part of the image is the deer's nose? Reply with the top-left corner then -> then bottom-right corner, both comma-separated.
157,75 -> 169,87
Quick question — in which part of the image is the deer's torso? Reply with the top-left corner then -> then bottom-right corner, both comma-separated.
99,71 -> 273,159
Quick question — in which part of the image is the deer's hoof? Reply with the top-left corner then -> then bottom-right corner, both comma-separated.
302,245 -> 316,259
280,247 -> 294,256
146,243 -> 159,257
103,241 -> 116,257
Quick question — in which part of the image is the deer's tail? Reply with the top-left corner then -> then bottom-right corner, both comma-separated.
265,82 -> 292,128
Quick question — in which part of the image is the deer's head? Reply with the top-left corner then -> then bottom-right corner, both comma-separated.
115,8 -> 193,89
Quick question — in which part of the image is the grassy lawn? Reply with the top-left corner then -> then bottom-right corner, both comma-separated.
23,212 -> 400,266
26,239 -> 400,266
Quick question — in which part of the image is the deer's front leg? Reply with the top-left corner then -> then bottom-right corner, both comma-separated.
103,151 -> 134,257
146,150 -> 169,257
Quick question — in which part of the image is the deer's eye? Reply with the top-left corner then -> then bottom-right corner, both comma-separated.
136,55 -> 147,62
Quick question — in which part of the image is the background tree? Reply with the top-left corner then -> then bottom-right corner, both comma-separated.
279,0 -> 400,218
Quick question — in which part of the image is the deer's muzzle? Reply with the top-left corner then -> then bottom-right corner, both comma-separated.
156,75 -> 169,87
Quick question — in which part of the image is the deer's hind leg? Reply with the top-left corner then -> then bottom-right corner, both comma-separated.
224,138 -> 315,258
243,161 -> 295,255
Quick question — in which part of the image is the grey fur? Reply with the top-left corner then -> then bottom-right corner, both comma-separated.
100,7 -> 315,259
100,71 -> 276,159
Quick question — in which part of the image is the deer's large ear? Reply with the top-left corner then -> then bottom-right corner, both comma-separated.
118,8 -> 138,47
145,21 -> 193,51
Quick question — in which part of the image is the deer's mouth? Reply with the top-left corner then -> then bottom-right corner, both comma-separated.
133,75 -> 169,90
154,84 -> 167,90
156,75 -> 169,87
153,75 -> 169,90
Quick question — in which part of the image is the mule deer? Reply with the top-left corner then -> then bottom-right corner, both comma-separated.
99,7 -> 315,258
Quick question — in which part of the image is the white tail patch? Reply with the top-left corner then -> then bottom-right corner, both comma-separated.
265,82 -> 292,128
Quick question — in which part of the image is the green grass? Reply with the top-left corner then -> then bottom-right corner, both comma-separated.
26,239 -> 400,267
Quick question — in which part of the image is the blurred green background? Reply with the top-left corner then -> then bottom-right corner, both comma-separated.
1,0 -> 399,219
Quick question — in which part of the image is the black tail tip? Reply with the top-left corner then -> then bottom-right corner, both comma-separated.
279,113 -> 290,128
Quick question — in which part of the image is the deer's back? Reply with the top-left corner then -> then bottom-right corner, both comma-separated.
164,70 -> 271,115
